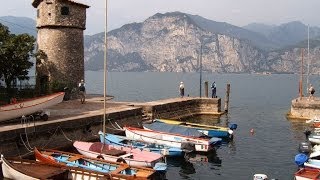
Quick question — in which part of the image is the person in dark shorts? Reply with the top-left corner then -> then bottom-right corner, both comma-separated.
79,79 -> 86,104
308,84 -> 315,100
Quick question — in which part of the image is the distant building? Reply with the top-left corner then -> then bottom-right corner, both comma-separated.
32,0 -> 89,94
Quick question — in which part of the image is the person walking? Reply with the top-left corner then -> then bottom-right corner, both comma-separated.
79,79 -> 86,104
211,81 -> 217,98
179,81 -> 185,98
308,84 -> 315,101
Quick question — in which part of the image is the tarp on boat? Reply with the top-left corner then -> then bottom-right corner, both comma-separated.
143,122 -> 205,137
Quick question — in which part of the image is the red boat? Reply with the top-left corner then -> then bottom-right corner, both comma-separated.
294,167 -> 320,180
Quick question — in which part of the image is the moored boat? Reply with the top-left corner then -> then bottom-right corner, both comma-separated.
34,147 -> 156,179
1,154 -> 68,180
0,92 -> 65,122
155,119 -> 237,138
99,131 -> 183,157
125,126 -> 221,152
73,141 -> 166,170
295,167 -> 320,180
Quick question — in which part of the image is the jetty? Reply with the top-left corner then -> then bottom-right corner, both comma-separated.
0,95 -> 222,157
288,97 -> 320,120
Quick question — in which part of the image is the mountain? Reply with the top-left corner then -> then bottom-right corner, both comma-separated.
3,14 -> 320,74
85,12 -> 268,73
0,16 -> 36,37
242,23 -> 275,37
243,21 -> 320,48
187,14 -> 276,50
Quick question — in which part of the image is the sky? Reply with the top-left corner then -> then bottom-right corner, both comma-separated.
1,0 -> 320,35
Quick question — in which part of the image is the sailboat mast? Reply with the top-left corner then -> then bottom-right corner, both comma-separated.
307,25 -> 310,88
103,0 -> 108,141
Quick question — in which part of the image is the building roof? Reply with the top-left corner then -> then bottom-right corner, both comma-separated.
32,0 -> 90,8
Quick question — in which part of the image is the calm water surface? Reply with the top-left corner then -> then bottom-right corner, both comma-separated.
85,71 -> 319,180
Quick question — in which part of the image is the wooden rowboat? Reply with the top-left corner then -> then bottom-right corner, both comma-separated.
73,141 -> 166,169
99,131 -> 183,157
1,154 -> 68,180
155,119 -> 236,138
0,92 -> 65,122
295,167 -> 320,180
34,147 -> 156,179
125,126 -> 220,152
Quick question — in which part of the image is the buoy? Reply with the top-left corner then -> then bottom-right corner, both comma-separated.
250,128 -> 254,135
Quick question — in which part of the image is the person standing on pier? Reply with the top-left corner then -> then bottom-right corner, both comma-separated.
211,81 -> 217,98
79,79 -> 86,104
179,81 -> 185,98
308,84 -> 315,100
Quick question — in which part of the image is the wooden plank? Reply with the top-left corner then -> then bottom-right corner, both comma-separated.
110,164 -> 130,175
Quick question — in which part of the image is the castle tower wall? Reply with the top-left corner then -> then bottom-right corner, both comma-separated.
33,0 -> 89,92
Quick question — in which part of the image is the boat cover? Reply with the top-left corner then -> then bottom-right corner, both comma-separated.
143,122 -> 205,137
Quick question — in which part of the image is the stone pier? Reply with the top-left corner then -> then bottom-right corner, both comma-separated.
0,96 -> 223,157
288,97 -> 320,119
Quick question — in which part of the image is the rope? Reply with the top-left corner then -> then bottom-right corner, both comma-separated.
19,134 -> 33,153
59,127 -> 73,142
40,126 -> 60,149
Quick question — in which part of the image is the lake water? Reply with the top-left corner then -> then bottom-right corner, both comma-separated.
85,71 -> 319,180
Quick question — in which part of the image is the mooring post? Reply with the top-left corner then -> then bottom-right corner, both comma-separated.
204,81 -> 208,98
224,83 -> 230,112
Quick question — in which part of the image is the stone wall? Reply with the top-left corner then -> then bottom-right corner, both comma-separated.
37,28 -> 84,88
35,0 -> 88,92
0,108 -> 142,157
36,0 -> 87,29
141,98 -> 222,119
289,97 -> 320,119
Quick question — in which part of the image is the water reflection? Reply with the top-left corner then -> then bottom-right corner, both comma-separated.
166,150 -> 222,178
287,117 -> 312,141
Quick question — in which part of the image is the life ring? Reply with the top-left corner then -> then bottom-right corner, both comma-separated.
116,157 -> 127,164
97,155 -> 104,159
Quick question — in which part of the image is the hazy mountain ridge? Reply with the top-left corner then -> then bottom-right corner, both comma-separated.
0,16 -> 36,37
243,21 -> 320,48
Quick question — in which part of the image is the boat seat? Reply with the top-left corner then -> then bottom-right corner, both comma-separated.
103,149 -> 127,156
119,153 -> 133,159
89,142 -> 126,156
67,156 -> 82,162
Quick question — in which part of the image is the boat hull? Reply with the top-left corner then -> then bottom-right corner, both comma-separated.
34,148 -> 155,179
100,132 -> 183,157
1,155 -> 67,180
73,141 -> 163,168
295,167 -> 320,180
156,119 -> 232,138
125,126 -> 217,152
0,92 -> 64,122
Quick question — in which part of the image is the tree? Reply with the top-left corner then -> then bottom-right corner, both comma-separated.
0,23 -> 35,101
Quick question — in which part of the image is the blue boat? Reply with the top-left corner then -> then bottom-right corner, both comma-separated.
99,131 -> 184,157
34,148 -> 156,179
143,121 -> 222,144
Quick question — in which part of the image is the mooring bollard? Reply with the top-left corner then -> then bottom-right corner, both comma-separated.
224,83 -> 230,112
204,81 -> 208,98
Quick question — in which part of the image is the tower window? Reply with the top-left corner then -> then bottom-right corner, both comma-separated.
61,6 -> 69,15
37,9 -> 40,18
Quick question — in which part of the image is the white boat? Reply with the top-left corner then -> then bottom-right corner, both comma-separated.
0,92 -> 64,122
124,126 -> 220,152
1,154 -> 68,180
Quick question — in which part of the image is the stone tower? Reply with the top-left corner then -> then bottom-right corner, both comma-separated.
32,0 -> 89,93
